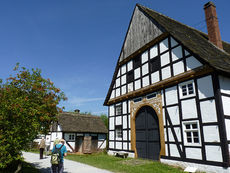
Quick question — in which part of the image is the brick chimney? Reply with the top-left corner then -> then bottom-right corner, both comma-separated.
204,1 -> 223,49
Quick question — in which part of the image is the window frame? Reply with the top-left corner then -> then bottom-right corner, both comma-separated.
179,80 -> 196,99
182,120 -> 201,146
115,104 -> 122,115
115,125 -> 122,139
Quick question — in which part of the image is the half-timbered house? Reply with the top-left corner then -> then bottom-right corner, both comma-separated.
104,2 -> 230,172
47,111 -> 107,153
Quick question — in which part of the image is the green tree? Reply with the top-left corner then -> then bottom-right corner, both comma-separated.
0,64 -> 66,171
100,114 -> 108,129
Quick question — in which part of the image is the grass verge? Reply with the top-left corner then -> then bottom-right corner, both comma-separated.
66,152 -> 183,173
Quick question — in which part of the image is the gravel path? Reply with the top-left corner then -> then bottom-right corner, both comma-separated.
22,152 -> 112,173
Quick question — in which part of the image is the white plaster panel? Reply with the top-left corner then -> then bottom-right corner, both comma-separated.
121,75 -> 126,85
164,128 -> 167,141
150,45 -> 158,59
123,130 -> 127,140
185,148 -> 202,160
171,46 -> 183,61
203,126 -> 220,142
168,128 -> 174,142
161,66 -> 171,80
134,79 -> 141,90
169,144 -> 180,157
174,127 -> 181,142
181,99 -> 197,119
122,102 -> 127,114
128,115 -> 131,128
109,105 -> 114,117
98,141 -> 106,149
128,130 -> 131,141
123,116 -> 127,129
57,125 -> 62,132
117,69 -> 120,77
173,61 -> 184,76
219,75 -> 230,95
121,85 -> 126,95
51,132 -> 62,141
128,101 -> 130,113
162,91 -> 165,106
167,106 -> 180,125
109,131 -> 114,140
121,64 -> 126,75
163,108 -> 166,126
142,50 -> 148,64
165,143 -> 168,156
123,142 -> 127,150
128,82 -> 133,92
109,117 -> 114,130
116,78 -> 120,87
197,75 -> 214,99
222,96 -> 230,115
225,119 -> 230,140
109,142 -> 114,148
186,56 -> 202,71
170,37 -> 178,47
66,142 -> 75,152
134,67 -> 140,79
160,38 -> 169,53
116,88 -> 120,97
116,116 -> 122,125
165,86 -> 178,105
129,143 -> 131,150
142,76 -> 149,87
142,63 -> 149,76
110,90 -> 115,99
160,52 -> 170,67
205,145 -> 223,162
200,99 -> 217,123
127,60 -> 133,72
151,71 -> 160,84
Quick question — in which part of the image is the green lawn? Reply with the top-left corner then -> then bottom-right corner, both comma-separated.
66,152 -> 183,173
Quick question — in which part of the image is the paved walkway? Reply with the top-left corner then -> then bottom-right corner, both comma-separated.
22,152 -> 112,173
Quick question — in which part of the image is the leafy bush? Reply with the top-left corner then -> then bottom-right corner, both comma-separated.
0,64 -> 66,170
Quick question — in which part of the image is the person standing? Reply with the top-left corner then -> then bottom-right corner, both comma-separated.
51,139 -> 67,173
39,137 -> 46,159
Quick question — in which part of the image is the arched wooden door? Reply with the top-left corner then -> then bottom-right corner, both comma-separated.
135,106 -> 160,160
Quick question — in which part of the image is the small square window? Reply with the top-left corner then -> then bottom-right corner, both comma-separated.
183,121 -> 200,146
133,56 -> 141,69
127,70 -> 134,83
179,81 -> 195,98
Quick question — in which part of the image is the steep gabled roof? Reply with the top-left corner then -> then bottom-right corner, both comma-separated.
104,4 -> 230,106
51,112 -> 108,134
138,4 -> 230,73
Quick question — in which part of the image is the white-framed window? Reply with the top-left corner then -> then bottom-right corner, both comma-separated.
183,121 -> 200,146
115,104 -> 122,115
68,134 -> 75,141
179,80 -> 195,98
115,125 -> 122,139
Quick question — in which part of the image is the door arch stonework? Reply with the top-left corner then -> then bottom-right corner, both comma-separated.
130,93 -> 165,159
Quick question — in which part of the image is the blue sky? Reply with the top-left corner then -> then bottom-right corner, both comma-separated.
0,0 -> 229,115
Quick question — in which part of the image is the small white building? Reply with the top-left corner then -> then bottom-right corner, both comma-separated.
48,112 -> 107,153
104,2 -> 230,173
